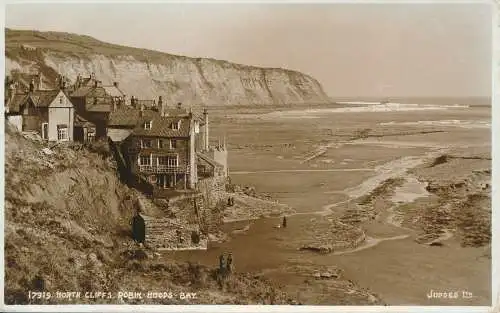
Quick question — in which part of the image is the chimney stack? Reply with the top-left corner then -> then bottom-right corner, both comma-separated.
29,78 -> 35,93
91,72 -> 95,80
139,104 -> 144,117
203,108 -> 209,151
158,96 -> 164,115
177,102 -> 182,110
35,73 -> 43,91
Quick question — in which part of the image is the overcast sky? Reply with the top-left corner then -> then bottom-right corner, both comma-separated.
5,2 -> 493,98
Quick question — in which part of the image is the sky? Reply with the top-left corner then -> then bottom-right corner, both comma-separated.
5,2 -> 493,99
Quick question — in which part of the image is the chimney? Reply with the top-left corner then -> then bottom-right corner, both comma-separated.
203,108 -> 209,151
94,80 -> 98,88
113,81 -> 119,88
177,102 -> 182,110
39,73 -> 43,90
91,72 -> 95,80
29,78 -> 35,93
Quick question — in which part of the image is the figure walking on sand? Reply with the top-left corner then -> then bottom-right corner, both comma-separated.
227,253 -> 234,273
219,254 -> 225,272
282,216 -> 287,228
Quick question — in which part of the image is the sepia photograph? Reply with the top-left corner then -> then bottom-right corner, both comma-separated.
2,0 -> 495,310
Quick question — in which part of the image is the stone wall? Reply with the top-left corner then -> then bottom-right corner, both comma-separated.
197,176 -> 228,207
142,214 -> 207,250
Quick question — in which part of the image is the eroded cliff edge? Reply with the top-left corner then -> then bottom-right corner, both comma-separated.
6,29 -> 331,106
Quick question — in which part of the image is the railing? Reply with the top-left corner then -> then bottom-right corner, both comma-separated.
139,164 -> 188,173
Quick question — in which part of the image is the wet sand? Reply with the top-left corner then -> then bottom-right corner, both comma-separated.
164,105 -> 491,305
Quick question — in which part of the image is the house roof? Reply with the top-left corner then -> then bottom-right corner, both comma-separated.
74,114 -> 95,127
197,152 -> 224,169
87,103 -> 112,112
102,85 -> 125,97
71,86 -> 93,97
108,107 -> 157,127
27,90 -> 62,107
108,128 -> 132,142
109,107 -> 192,137
79,77 -> 102,87
6,90 -> 63,113
6,94 -> 27,113
132,115 -> 192,138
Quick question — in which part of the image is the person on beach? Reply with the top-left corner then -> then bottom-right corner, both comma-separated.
219,254 -> 225,272
282,216 -> 287,228
227,253 -> 233,273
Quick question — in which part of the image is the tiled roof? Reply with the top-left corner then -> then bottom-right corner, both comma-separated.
7,90 -> 61,112
87,103 -> 112,112
108,107 -> 157,127
28,90 -> 61,107
109,106 -> 199,138
71,86 -> 93,97
132,115 -> 192,138
6,94 -> 28,113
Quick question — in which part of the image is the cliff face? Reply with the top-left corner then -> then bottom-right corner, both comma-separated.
5,29 -> 331,106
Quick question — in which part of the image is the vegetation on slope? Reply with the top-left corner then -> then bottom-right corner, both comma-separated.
4,123 -> 293,305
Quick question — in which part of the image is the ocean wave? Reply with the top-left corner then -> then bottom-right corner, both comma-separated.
260,103 -> 469,119
379,120 -> 490,129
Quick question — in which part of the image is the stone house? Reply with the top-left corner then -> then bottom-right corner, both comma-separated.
109,107 -> 197,195
5,80 -> 75,142
70,75 -> 126,139
107,103 -> 226,198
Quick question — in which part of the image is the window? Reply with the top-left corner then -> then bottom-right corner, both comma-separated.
87,132 -> 95,142
141,139 -> 152,148
158,140 -> 164,149
144,121 -> 152,130
140,155 -> 151,166
167,156 -> 178,167
59,96 -> 64,104
57,124 -> 68,141
41,123 -> 48,140
170,139 -> 177,149
172,120 -> 181,130
158,156 -> 168,166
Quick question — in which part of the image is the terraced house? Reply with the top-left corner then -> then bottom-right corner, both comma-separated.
5,78 -> 75,142
108,103 -> 227,198
108,105 -> 196,196
70,73 -> 126,139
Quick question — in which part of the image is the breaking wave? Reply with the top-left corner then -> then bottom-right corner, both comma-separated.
259,103 -> 470,119
379,119 -> 491,129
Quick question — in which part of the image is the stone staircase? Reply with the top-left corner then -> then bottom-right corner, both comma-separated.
142,215 -> 207,250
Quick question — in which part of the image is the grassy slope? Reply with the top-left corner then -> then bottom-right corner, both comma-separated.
4,124 -> 292,305
5,28 -> 316,77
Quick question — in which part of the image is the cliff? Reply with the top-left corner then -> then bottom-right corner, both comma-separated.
4,124 -> 293,304
5,28 -> 331,106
